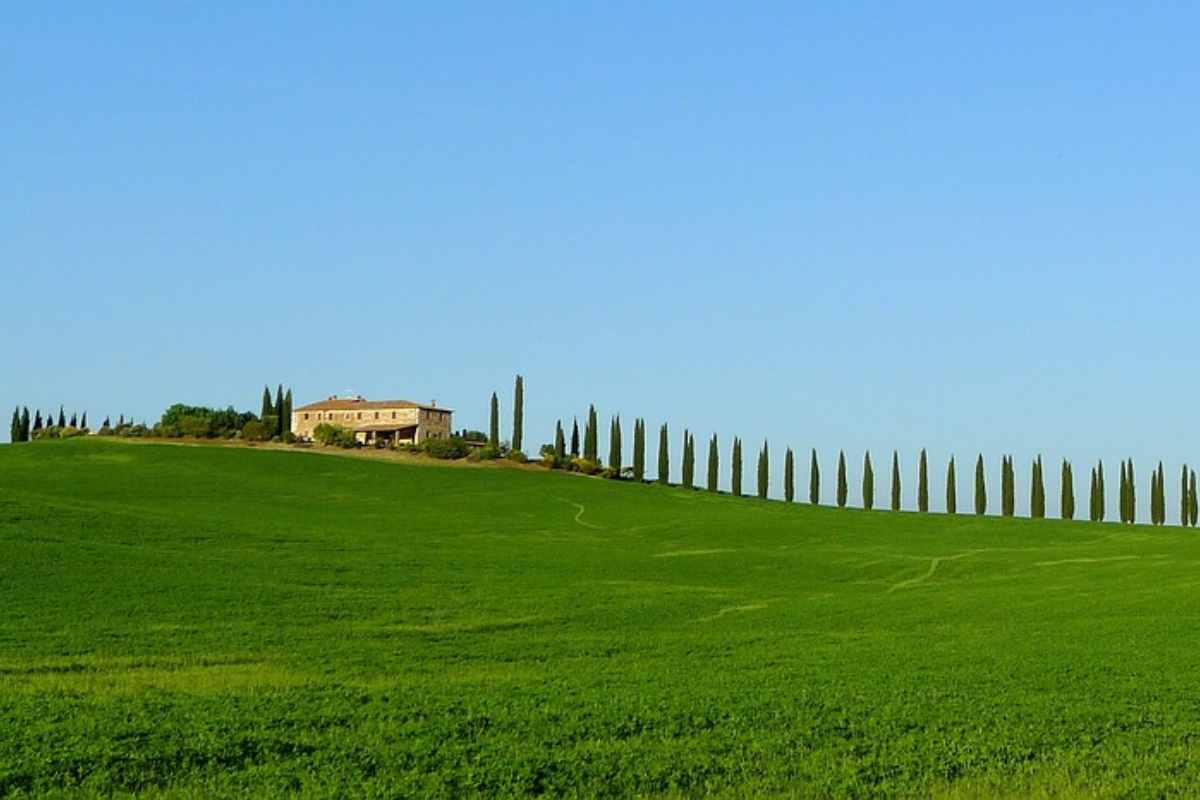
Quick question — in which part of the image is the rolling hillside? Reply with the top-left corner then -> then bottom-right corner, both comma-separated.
3,439 -> 1200,797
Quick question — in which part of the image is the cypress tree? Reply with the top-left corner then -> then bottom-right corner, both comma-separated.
608,416 -> 622,474
20,407 -> 30,441
1001,456 -> 1015,517
809,449 -> 820,505
917,449 -> 929,512
632,419 -> 646,482
488,393 -> 500,448
836,451 -> 848,509
975,455 -> 986,515
1183,465 -> 1190,527
1118,461 -> 1126,523
512,376 -> 524,452
80,412 -> 87,431
1156,462 -> 1166,526
1097,462 -> 1106,522
1191,469 -> 1198,527
57,406 -> 66,428
707,434 -> 719,492
784,448 -> 795,503
33,411 -> 43,432
282,390 -> 292,434
945,456 -> 956,515
1089,467 -> 1098,522
1149,467 -> 1158,526
261,386 -> 273,420
570,418 -> 580,457
1123,460 -> 1132,522
274,386 -> 284,436
554,420 -> 566,460
10,408 -> 19,443
585,406 -> 599,462
890,451 -> 901,511
731,438 -> 743,497
682,430 -> 695,489
657,423 -> 669,484
1031,456 -> 1045,519
1060,460 -> 1074,520
863,452 -> 875,511
69,412 -> 77,428
757,441 -> 769,499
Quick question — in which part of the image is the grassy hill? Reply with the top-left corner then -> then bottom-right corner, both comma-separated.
3,439 -> 1200,797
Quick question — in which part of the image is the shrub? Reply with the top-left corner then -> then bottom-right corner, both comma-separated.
573,458 -> 601,475
477,445 -> 503,460
282,432 -> 297,445
241,420 -> 272,442
423,437 -> 470,460
59,427 -> 87,439
508,450 -> 527,464
312,423 -> 356,448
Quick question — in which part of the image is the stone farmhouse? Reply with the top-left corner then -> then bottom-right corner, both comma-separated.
292,395 -> 452,446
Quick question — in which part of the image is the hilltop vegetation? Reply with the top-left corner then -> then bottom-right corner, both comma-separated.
4,439 -> 1200,797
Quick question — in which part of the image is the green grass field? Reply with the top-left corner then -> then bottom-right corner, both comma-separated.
4,439 -> 1200,797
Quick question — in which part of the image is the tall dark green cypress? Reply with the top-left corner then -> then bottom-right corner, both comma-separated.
69,412 -> 77,428
757,441 -> 769,499
890,451 -> 901,512
974,455 -> 986,515
1097,462 -> 1106,522
80,411 -> 87,431
20,407 -> 30,442
707,434 -> 719,493
682,430 -> 695,489
1190,469 -> 1198,527
33,411 -> 43,432
784,448 -> 795,503
512,376 -> 524,453
261,386 -> 273,420
836,451 -> 848,509
1031,456 -> 1045,519
10,408 -> 19,443
1089,467 -> 1099,522
1183,465 -> 1190,527
809,449 -> 820,505
554,420 -> 566,460
274,386 -> 285,437
282,390 -> 292,434
731,438 -> 743,497
1001,456 -> 1015,517
1149,466 -> 1158,526
1061,460 -> 1074,520
917,449 -> 929,512
57,406 -> 66,428
945,456 -> 956,514
1118,461 -> 1127,523
608,416 -> 622,474
1128,459 -> 1136,524
656,423 -> 669,484
489,393 -> 500,448
570,418 -> 580,457
633,419 -> 646,482
584,406 -> 599,462
863,452 -> 875,511
1155,462 -> 1166,526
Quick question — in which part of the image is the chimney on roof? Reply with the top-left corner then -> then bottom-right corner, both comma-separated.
431,400 -> 437,407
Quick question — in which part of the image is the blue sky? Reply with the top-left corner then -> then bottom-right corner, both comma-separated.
5,3 -> 1199,517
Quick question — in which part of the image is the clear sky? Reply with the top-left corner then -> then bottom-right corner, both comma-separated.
5,3 -> 1199,518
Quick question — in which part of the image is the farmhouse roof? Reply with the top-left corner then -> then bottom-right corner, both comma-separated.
295,397 -> 452,413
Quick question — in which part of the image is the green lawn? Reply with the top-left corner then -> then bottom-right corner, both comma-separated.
3,439 -> 1200,797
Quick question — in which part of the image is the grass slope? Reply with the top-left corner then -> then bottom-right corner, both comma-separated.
3,439 -> 1200,797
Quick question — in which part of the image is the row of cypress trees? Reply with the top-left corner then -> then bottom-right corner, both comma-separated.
9,406 -> 91,442
259,385 -> 293,439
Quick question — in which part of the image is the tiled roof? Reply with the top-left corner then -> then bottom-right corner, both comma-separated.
295,398 -> 452,413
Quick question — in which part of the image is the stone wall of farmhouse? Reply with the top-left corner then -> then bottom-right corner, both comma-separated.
291,405 -> 453,442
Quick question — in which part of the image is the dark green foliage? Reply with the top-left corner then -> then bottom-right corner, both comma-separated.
1030,456 -> 1045,519
33,411 -> 43,432
282,390 -> 292,435
707,434 -> 719,493
657,423 -> 669,485
158,404 -> 256,438
489,393 -> 500,448
1097,462 -> 1106,522
810,449 -> 819,505
80,411 -> 87,431
1191,470 -> 1198,527
1119,461 -> 1128,524
9,408 -> 18,444
1089,468 -> 1098,522
512,376 -> 524,453
1153,462 -> 1166,526
1128,459 -> 1136,524
863,452 -> 874,511
1001,456 -> 1015,517
570,418 -> 580,458
69,412 -> 77,428
1061,460 -> 1074,520
585,406 -> 599,462
682,430 -> 695,490
632,419 -> 645,482
311,422 -> 356,448
274,386 -> 285,437
756,441 -> 769,499
917,449 -> 929,513
423,436 -> 470,460
945,456 -> 956,515
891,451 -> 901,512
607,416 -> 622,475
731,437 -> 742,497
58,406 -> 66,428
20,407 -> 31,442
554,421 -> 566,460
975,455 -> 987,515
836,451 -> 848,509
1182,465 -> 1189,527
784,448 -> 795,503
261,386 -> 273,420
